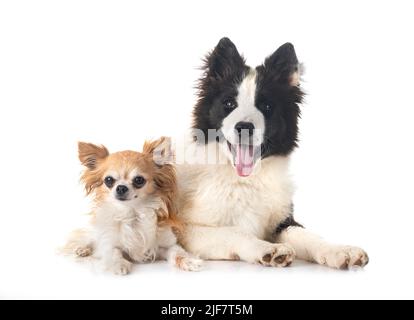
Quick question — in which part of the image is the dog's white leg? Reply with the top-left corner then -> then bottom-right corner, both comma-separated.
95,240 -> 132,275
181,225 -> 295,267
156,225 -> 203,271
106,247 -> 133,275
276,226 -> 369,269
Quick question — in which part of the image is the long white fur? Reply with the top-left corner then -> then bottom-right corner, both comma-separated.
93,200 -> 159,275
155,224 -> 203,271
177,69 -> 368,269
65,197 -> 202,275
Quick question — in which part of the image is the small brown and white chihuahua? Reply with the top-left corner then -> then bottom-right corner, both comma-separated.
64,137 -> 202,275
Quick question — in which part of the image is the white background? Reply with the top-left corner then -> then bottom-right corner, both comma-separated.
0,0 -> 413,300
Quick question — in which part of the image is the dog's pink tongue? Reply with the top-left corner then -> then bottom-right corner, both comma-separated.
235,144 -> 254,177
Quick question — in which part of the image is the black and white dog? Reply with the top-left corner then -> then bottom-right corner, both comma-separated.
176,38 -> 368,269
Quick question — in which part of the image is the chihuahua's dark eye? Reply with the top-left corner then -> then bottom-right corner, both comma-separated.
133,176 -> 146,189
222,98 -> 237,111
104,176 -> 115,188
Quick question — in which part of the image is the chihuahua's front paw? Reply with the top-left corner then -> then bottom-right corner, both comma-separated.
315,246 -> 369,269
175,255 -> 203,272
111,259 -> 133,275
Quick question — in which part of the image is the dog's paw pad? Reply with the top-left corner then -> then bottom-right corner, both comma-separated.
259,244 -> 295,268
262,254 -> 272,263
318,246 -> 369,269
274,254 -> 288,265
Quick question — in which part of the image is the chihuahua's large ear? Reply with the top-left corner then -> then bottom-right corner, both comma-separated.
206,37 -> 245,80
78,142 -> 109,170
143,136 -> 174,166
263,42 -> 302,86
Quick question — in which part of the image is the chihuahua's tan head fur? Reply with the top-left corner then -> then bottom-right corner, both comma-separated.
78,137 -> 178,225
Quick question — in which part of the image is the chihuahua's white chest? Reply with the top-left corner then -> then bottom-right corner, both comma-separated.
94,203 -> 158,262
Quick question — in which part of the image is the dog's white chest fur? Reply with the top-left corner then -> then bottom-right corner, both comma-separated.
94,203 -> 159,262
177,154 -> 294,239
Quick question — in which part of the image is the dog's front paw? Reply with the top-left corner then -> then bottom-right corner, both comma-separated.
258,243 -> 296,267
111,259 -> 133,275
175,256 -> 203,272
316,246 -> 369,269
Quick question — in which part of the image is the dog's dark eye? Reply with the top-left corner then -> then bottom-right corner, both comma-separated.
104,176 -> 115,188
223,98 -> 237,111
133,176 -> 146,189
261,104 -> 272,114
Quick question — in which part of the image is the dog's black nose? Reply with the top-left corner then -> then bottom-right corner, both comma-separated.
116,185 -> 129,196
235,122 -> 255,136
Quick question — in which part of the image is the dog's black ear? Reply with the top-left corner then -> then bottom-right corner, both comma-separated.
263,43 -> 301,86
206,37 -> 245,79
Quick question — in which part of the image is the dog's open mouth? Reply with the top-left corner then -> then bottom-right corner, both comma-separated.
227,141 -> 261,177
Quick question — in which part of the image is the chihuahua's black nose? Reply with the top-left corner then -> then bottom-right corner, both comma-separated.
116,185 -> 129,196
235,121 -> 255,136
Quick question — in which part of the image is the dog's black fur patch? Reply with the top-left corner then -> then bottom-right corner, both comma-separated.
192,37 -> 304,157
193,37 -> 250,142
255,43 -> 304,157
274,208 -> 304,236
